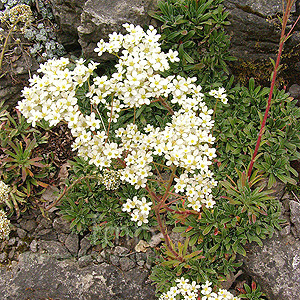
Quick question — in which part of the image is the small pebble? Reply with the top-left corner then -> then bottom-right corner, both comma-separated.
30,240 -> 38,253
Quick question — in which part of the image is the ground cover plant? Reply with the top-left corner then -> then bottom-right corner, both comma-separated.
0,101 -> 52,217
0,0 -> 299,299
0,0 -> 65,74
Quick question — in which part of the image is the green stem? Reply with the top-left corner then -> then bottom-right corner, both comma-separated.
0,19 -> 19,71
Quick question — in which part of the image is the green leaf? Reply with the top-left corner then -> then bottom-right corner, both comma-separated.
203,224 -> 214,235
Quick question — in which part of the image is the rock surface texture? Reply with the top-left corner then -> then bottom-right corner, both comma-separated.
224,0 -> 283,62
78,0 -> 158,59
240,190 -> 300,300
241,232 -> 300,300
50,0 -> 158,59
223,0 -> 300,83
0,205 -> 156,300
0,251 -> 155,300
50,0 -> 86,49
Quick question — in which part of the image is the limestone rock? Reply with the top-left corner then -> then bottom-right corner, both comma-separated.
0,252 -> 156,299
38,240 -> 71,259
78,0 -> 157,60
53,216 -> 71,234
223,0 -> 300,83
50,0 -> 86,49
78,235 -> 92,257
289,200 -> 300,237
65,233 -> 79,256
225,0 -> 295,17
241,232 -> 300,299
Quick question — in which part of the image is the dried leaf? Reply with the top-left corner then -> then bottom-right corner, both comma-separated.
58,162 -> 70,187
135,240 -> 149,253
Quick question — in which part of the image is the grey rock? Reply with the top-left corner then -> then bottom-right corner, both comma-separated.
223,0 -> 300,82
8,248 -> 15,259
0,252 -> 7,263
78,0 -> 157,60
289,84 -> 300,99
289,200 -> 300,237
53,217 -> 71,234
100,249 -> 111,261
38,240 -> 71,259
7,237 -> 16,246
279,224 -> 291,237
241,232 -> 300,299
30,240 -> 38,253
41,186 -> 60,203
78,235 -> 92,257
65,233 -> 79,255
0,240 -> 8,252
225,0 -> 294,17
94,252 -> 105,264
119,257 -> 136,271
137,260 -> 145,266
36,215 -> 53,229
58,232 -> 68,244
50,0 -> 86,48
0,252 -> 156,299
281,199 -> 291,213
16,239 -> 25,248
1,52 -> 38,108
16,228 -> 27,239
135,252 -> 147,261
110,254 -> 120,266
36,228 -> 58,241
78,254 -> 93,268
19,219 -> 37,233
113,246 -> 130,256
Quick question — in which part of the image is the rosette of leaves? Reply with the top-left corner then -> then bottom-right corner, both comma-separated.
150,0 -> 235,82
211,78 -> 300,187
0,102 -> 49,215
238,281 -> 266,300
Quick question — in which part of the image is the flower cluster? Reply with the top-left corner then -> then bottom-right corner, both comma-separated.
0,210 -> 10,240
98,169 -> 121,190
0,181 -> 10,204
17,57 -> 98,127
122,196 -> 152,226
159,278 -> 240,300
18,24 -> 219,213
200,281 -> 240,300
209,87 -> 228,104
0,4 -> 32,32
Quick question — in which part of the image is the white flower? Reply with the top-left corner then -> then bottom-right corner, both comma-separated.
0,181 -> 10,204
0,210 -> 10,240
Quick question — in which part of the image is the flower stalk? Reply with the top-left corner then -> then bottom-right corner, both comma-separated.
248,0 -> 300,179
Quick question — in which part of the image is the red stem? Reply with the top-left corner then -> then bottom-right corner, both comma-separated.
248,1 -> 299,179
159,96 -> 175,115
164,206 -> 198,216
145,176 -> 184,262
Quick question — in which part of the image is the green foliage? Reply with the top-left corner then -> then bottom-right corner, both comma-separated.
211,78 -> 300,187
239,281 -> 266,300
0,102 -> 50,215
150,0 -> 235,82
59,157 -> 153,246
150,171 -> 283,295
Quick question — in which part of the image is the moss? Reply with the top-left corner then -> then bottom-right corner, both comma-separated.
229,41 -> 300,88
229,59 -> 276,86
